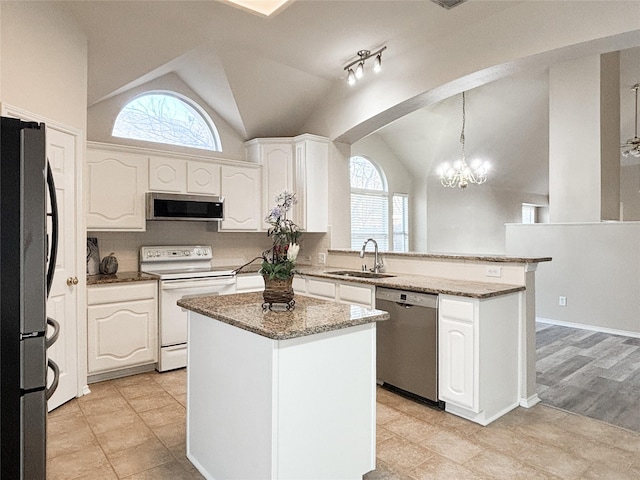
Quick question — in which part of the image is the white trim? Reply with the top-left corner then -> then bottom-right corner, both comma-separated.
537,317 -> 640,339
519,394 -> 541,409
87,140 -> 257,168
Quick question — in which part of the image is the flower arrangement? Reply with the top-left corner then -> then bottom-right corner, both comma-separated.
260,191 -> 301,280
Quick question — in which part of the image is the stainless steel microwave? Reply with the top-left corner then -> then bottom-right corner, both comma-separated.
146,192 -> 224,221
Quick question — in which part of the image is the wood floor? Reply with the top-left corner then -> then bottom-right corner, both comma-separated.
536,322 -> 640,433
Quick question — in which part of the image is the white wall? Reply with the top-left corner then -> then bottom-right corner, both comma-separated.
549,55 -> 603,222
506,223 -> 640,335
304,2 -> 640,143
87,72 -> 245,160
0,2 -> 87,131
427,184 -> 548,254
621,164 -> 640,220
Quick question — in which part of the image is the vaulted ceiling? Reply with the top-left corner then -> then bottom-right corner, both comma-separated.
60,0 -> 517,139
59,1 -> 640,195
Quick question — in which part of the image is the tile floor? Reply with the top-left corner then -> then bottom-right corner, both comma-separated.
536,322 -> 640,432
47,369 -> 640,480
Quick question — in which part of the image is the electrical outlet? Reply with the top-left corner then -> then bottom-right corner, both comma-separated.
486,266 -> 502,278
317,253 -> 326,265
559,296 -> 567,307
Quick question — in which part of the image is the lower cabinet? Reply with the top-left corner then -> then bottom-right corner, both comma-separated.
235,273 -> 265,293
294,275 -> 374,308
87,281 -> 158,375
438,293 -> 520,426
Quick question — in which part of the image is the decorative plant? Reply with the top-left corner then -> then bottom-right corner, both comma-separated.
260,191 -> 301,280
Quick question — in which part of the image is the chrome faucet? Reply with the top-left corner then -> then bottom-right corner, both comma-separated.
360,238 -> 383,273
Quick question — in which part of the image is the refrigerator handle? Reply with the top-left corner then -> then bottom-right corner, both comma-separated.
46,358 -> 60,400
46,160 -> 58,299
46,317 -> 60,348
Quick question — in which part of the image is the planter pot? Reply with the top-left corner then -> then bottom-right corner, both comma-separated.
262,274 -> 295,310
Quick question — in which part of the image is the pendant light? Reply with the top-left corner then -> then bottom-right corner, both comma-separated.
437,91 -> 489,189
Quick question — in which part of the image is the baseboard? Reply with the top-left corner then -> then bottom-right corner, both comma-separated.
537,317 -> 640,339
520,394 -> 540,409
87,363 -> 157,384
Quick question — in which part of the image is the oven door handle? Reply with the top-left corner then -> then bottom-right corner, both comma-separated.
161,277 -> 236,290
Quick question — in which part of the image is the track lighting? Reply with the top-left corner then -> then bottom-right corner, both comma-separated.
343,46 -> 387,85
373,53 -> 382,73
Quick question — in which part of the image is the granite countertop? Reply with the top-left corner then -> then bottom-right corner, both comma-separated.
296,267 -> 525,299
87,271 -> 158,286
178,292 -> 389,340
328,249 -> 552,264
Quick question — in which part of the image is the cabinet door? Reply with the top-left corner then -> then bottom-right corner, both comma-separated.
149,157 -> 187,192
306,279 -> 336,300
438,297 -> 476,411
261,143 -> 293,229
236,273 -> 265,293
87,298 -> 158,374
293,137 -> 328,232
338,283 -> 373,307
86,150 -> 147,231
187,161 -> 221,195
220,165 -> 261,230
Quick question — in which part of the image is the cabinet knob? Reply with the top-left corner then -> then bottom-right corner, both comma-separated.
66,276 -> 79,286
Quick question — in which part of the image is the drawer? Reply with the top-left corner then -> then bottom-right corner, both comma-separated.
339,284 -> 373,306
307,279 -> 336,299
88,281 -> 157,305
236,274 -> 265,292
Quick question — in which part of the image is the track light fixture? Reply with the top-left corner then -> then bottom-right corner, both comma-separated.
344,46 -> 387,85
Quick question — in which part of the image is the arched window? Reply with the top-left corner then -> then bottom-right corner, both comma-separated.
350,156 -> 389,250
112,92 -> 221,151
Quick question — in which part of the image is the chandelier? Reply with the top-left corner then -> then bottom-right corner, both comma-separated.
437,91 -> 489,189
344,47 -> 387,86
621,84 -> 640,158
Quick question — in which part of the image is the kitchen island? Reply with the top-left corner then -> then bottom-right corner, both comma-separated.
177,292 -> 389,480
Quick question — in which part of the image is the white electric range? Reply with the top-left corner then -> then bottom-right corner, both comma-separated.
140,246 -> 236,371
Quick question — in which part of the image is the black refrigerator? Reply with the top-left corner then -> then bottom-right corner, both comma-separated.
0,116 -> 60,479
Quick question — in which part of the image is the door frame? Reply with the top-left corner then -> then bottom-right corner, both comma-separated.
1,102 -> 89,399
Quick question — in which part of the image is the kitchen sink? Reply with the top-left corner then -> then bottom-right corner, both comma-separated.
326,270 -> 396,279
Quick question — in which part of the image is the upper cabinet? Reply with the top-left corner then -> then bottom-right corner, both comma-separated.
219,164 -> 262,231
245,134 -> 329,233
86,147 -> 147,231
293,135 -> 329,233
246,139 -> 294,230
149,156 -> 221,195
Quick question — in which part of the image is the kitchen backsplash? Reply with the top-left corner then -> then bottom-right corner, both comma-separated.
89,221 -> 329,272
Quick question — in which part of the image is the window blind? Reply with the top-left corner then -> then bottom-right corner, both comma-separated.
351,192 -> 389,250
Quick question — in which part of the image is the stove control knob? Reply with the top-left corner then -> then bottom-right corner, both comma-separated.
184,250 -> 190,256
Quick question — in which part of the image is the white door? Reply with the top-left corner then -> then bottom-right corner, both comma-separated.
46,127 -> 79,411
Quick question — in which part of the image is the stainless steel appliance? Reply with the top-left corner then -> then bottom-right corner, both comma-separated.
146,192 -> 224,222
140,246 -> 235,372
375,287 -> 441,406
1,117 -> 60,478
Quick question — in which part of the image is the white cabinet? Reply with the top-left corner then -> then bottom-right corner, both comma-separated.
235,273 -> 265,293
149,156 -> 221,195
438,293 -> 520,426
245,135 -> 329,233
293,135 -> 329,233
246,139 -> 293,230
295,275 -> 374,308
87,282 -> 158,375
220,164 -> 261,231
439,298 -> 476,410
86,148 -> 147,231
187,161 -> 221,195
149,156 -> 187,192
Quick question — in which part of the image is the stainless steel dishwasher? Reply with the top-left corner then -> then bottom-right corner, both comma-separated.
376,287 -> 441,406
